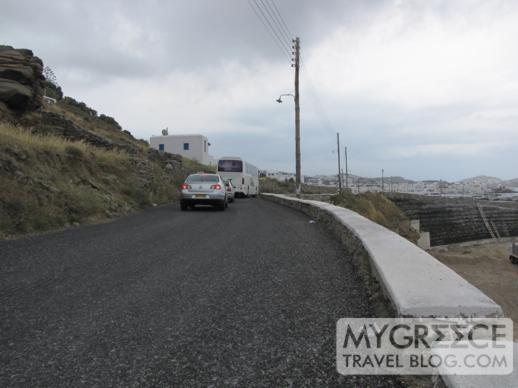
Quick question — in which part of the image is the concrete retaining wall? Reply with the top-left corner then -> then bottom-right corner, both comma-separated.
262,193 -> 503,318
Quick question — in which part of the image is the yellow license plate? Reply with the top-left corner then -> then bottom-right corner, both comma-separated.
193,194 -> 208,198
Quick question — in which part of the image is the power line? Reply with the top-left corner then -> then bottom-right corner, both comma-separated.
260,0 -> 292,47
268,0 -> 293,42
249,0 -> 291,60
248,0 -> 290,61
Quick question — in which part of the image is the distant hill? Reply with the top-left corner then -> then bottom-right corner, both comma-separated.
458,176 -> 504,186
305,173 -> 517,188
505,178 -> 518,188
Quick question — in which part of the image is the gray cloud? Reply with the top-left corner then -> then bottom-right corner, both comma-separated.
1,0 -> 517,180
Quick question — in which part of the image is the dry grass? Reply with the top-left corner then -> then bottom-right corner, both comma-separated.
1,122 -> 128,163
331,191 -> 420,243
259,177 -> 334,194
1,93 -> 217,238
43,103 -> 147,151
0,123 -> 188,238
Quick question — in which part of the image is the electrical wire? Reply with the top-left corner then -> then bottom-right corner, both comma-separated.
259,0 -> 292,48
268,0 -> 294,42
250,0 -> 337,136
248,0 -> 292,61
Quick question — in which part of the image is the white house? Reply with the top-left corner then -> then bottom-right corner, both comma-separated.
264,170 -> 297,182
149,134 -> 215,166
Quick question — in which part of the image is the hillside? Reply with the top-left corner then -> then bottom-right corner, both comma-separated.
458,175 -> 504,186
505,178 -> 518,188
0,45 -> 211,238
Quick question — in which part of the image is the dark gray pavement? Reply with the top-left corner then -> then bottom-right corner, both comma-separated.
0,198 -> 402,387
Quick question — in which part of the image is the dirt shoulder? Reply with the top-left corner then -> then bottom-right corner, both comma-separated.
429,238 -> 518,339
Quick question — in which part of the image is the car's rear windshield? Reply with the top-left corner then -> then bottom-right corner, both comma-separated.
185,174 -> 219,183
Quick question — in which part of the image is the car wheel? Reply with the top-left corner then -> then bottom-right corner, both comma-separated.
219,201 -> 226,211
180,201 -> 187,211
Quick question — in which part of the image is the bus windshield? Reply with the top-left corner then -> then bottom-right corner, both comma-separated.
218,160 -> 243,172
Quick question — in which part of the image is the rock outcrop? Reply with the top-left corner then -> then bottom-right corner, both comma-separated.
0,46 -> 45,114
32,111 -> 141,155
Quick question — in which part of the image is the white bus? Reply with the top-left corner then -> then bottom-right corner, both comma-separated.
217,156 -> 259,197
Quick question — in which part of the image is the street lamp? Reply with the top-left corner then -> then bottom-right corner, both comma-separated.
276,93 -> 294,103
276,93 -> 301,194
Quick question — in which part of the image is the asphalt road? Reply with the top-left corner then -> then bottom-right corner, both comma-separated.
0,198 -> 402,387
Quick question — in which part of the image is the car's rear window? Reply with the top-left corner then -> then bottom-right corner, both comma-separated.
185,174 -> 219,183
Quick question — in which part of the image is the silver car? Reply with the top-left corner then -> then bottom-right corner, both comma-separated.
224,180 -> 235,202
180,173 -> 228,211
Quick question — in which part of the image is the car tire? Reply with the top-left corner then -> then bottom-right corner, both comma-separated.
180,201 -> 188,211
218,201 -> 226,211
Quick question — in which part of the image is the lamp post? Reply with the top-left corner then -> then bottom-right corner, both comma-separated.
276,93 -> 301,194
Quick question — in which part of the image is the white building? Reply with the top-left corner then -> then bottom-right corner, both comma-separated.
149,134 -> 215,165
263,170 -> 296,182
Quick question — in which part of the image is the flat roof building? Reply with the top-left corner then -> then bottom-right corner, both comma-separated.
149,134 -> 215,166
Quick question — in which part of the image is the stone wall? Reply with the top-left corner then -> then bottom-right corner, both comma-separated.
388,193 -> 518,246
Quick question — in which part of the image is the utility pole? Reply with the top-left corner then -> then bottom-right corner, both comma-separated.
344,146 -> 348,189
381,168 -> 384,192
336,132 -> 342,194
293,37 -> 301,194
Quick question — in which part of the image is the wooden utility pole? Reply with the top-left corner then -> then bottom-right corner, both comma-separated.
293,37 -> 301,194
337,132 -> 342,194
344,146 -> 348,189
381,168 -> 385,192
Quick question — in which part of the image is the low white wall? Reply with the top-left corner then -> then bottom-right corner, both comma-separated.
262,194 -> 503,318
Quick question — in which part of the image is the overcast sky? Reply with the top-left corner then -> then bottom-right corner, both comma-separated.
2,0 -> 517,180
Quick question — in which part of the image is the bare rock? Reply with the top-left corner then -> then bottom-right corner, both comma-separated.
0,45 -> 45,112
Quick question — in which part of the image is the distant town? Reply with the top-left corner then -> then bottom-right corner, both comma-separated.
147,131 -> 518,201
261,170 -> 518,200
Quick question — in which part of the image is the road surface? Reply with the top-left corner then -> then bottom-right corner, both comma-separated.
0,198 -> 401,387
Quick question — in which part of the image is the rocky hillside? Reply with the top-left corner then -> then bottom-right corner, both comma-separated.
0,45 -> 211,238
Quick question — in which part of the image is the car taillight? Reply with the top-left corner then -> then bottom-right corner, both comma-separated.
226,187 -> 231,191
210,184 -> 222,190
180,183 -> 191,190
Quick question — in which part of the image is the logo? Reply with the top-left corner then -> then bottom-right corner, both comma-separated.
337,318 -> 513,375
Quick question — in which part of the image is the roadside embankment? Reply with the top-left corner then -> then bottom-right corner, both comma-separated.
0,45 -> 212,238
